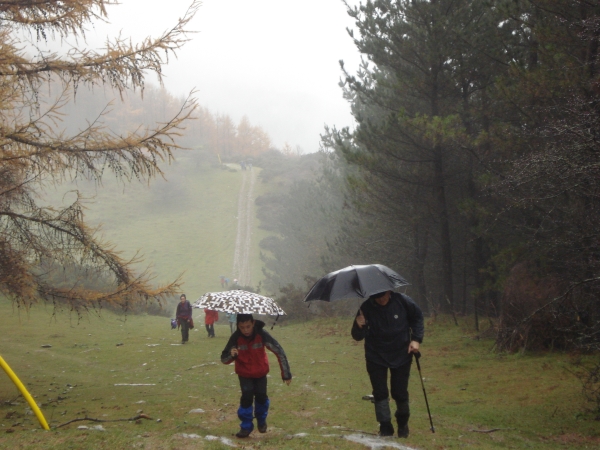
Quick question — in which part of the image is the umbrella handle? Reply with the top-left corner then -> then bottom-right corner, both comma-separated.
270,314 -> 281,330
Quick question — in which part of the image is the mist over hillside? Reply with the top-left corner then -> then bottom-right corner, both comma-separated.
29,77 -> 307,316
41,150 -> 246,314
45,81 -> 277,159
39,145 -> 352,318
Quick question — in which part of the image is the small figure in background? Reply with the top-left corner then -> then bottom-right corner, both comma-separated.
227,312 -> 237,334
176,294 -> 193,344
204,308 -> 219,338
220,275 -> 226,288
225,278 -> 230,287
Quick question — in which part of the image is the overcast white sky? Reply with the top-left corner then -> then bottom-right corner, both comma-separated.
85,0 -> 363,153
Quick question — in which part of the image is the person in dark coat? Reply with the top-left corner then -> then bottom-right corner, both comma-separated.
221,314 -> 292,438
176,294 -> 193,344
351,290 -> 424,438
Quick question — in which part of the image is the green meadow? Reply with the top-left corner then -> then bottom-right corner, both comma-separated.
0,302 -> 598,449
3,157 -> 599,449
43,155 -> 266,306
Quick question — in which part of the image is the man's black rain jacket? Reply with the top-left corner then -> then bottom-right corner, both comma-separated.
351,292 -> 424,368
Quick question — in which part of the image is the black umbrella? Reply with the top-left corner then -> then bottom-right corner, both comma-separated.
303,264 -> 409,302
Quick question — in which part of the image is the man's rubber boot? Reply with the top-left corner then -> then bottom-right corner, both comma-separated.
374,399 -> 394,436
379,421 -> 395,436
236,405 -> 254,437
397,424 -> 409,438
395,401 -> 410,438
254,399 -> 270,433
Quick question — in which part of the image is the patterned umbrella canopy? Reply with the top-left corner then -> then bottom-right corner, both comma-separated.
193,290 -> 286,316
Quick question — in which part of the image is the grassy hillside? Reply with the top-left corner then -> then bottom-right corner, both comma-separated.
43,151 -> 269,310
0,302 -> 597,449
11,152 -> 600,449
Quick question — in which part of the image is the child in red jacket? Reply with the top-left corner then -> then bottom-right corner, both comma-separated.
221,314 -> 292,438
204,308 -> 218,338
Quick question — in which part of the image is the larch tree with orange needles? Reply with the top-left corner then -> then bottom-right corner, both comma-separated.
0,0 -> 200,312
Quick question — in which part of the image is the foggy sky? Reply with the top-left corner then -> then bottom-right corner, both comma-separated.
87,0 -> 362,153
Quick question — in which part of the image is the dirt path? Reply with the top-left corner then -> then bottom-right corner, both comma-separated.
232,168 -> 256,286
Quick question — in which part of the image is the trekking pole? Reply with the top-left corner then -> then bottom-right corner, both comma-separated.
414,351 -> 435,433
270,314 -> 281,330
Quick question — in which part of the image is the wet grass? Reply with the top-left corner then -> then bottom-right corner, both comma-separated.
42,157 -> 258,309
0,303 -> 598,449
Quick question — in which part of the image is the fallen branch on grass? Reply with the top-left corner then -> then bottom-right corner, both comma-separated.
187,362 -> 217,370
55,413 -> 152,428
3,395 -> 21,406
339,427 -> 378,436
41,397 -> 67,406
469,428 -> 506,433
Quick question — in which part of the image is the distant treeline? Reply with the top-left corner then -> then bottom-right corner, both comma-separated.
54,82 -> 273,159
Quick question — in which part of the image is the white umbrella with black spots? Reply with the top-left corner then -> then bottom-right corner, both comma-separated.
193,290 -> 286,316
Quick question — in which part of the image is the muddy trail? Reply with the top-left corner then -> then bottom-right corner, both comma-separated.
231,168 -> 256,286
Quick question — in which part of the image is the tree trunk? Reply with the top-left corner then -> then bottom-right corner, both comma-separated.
434,145 -> 455,311
411,220 -> 429,314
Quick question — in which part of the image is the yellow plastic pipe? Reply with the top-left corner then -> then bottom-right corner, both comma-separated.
0,355 -> 49,430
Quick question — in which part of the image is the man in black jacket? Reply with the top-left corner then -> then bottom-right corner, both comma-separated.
351,290 -> 424,438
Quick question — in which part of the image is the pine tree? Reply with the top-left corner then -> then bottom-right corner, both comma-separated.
327,0 -> 499,312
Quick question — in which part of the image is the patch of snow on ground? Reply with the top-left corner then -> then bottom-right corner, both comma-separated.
205,435 -> 237,447
77,425 -> 105,431
344,434 -> 417,450
178,433 -> 201,439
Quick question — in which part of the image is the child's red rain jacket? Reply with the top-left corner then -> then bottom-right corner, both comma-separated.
220,320 -> 292,380
204,309 -> 219,325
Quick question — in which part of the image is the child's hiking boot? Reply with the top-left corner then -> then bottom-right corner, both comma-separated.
254,399 -> 270,433
378,421 -> 394,436
235,428 -> 252,438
